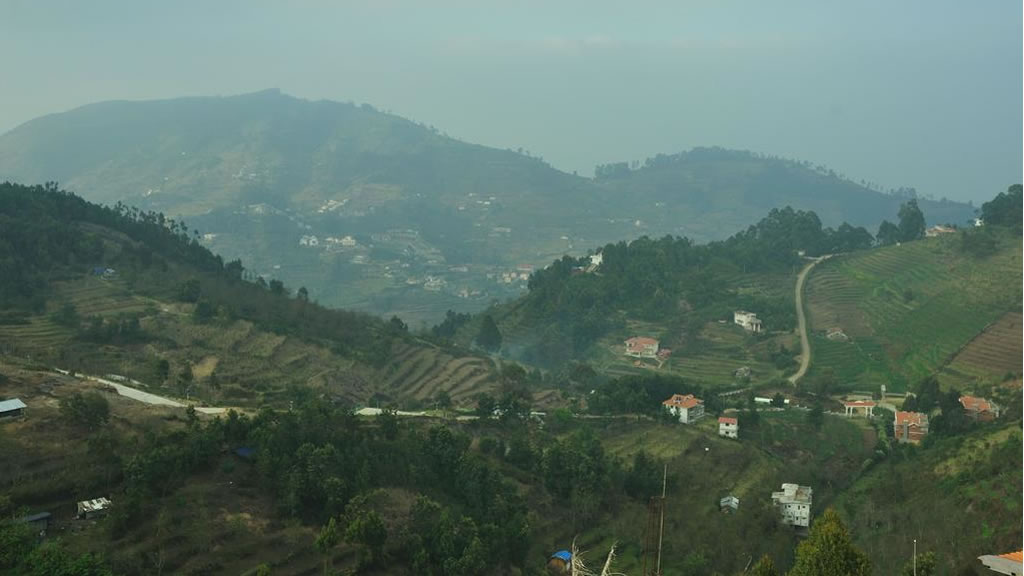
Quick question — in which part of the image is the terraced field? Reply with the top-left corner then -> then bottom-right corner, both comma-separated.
0,276 -> 157,356
1,273 -> 499,409
805,233 -> 1022,391
940,312 -> 1023,388
380,342 -> 496,404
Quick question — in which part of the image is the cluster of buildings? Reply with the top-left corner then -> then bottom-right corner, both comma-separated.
660,393 -> 740,440
299,234 -> 358,248
839,393 -> 1000,446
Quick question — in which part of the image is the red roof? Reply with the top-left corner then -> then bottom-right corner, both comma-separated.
895,411 -> 927,427
960,396 -> 994,413
663,394 -> 702,409
843,400 -> 876,408
718,417 -> 738,425
999,551 -> 1024,563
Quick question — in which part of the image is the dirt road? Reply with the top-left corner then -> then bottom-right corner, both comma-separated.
788,256 -> 830,385
57,368 -> 226,414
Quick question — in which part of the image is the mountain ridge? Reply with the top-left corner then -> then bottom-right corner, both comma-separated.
0,90 -> 976,324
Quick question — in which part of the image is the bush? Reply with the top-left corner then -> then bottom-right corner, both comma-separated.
59,391 -> 110,429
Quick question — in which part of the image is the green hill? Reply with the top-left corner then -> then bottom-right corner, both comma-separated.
838,421 -> 1022,574
0,182 -> 497,410
804,229 -> 1022,392
470,206 -> 872,390
0,91 -> 974,324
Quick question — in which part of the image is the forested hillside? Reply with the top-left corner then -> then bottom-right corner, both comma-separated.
0,91 -> 974,324
0,181 -> 497,408
474,206 -> 875,388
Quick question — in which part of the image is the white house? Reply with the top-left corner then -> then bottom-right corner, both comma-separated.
974,218 -> 985,227
718,416 -> 739,439
625,337 -> 659,359
733,311 -> 763,333
662,394 -> 704,424
771,483 -> 812,528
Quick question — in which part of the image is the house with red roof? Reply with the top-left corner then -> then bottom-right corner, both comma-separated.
718,416 -> 738,438
663,394 -> 704,424
960,395 -> 1000,422
625,337 -> 659,359
894,411 -> 929,444
978,550 -> 1022,575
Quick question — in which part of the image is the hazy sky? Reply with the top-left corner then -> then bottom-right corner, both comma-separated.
2,0 -> 1021,203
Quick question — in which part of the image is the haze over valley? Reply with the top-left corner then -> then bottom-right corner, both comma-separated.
0,3 -> 1020,576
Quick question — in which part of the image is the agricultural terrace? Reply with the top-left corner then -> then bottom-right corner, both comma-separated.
804,232 -> 1022,392
940,312 -> 1023,389
0,275 -> 498,410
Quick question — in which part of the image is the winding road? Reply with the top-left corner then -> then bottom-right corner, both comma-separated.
788,256 -> 830,384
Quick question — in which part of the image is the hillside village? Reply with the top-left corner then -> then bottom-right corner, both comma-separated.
0,183 -> 1019,575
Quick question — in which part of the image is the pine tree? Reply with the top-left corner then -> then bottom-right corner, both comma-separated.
788,508 -> 871,576
750,554 -> 779,576
476,315 -> 503,351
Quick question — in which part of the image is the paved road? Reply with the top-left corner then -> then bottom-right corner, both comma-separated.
788,256 -> 831,385
58,369 -> 226,414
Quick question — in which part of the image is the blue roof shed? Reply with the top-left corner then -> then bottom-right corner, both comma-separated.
551,550 -> 572,562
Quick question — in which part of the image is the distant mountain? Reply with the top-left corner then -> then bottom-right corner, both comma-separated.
0,90 -> 975,323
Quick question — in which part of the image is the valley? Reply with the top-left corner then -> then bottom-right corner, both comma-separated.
0,160 -> 1019,576
0,91 -> 976,325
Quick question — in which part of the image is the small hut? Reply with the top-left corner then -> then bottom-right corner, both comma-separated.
547,550 -> 572,574
0,398 -> 26,419
77,497 -> 111,519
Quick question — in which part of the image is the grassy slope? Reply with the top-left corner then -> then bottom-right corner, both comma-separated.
837,421 -> 1023,575
804,232 -> 1022,392
531,411 -> 875,575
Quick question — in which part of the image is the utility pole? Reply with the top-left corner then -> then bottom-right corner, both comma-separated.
655,464 -> 667,576
913,539 -> 917,576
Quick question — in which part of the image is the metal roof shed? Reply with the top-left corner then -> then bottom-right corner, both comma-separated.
0,398 -> 26,418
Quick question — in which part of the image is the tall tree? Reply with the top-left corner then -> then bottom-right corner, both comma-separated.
788,508 -> 871,576
980,184 -> 1023,230
476,315 -> 503,352
314,517 -> 340,576
898,199 -> 926,242
877,220 -> 901,246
